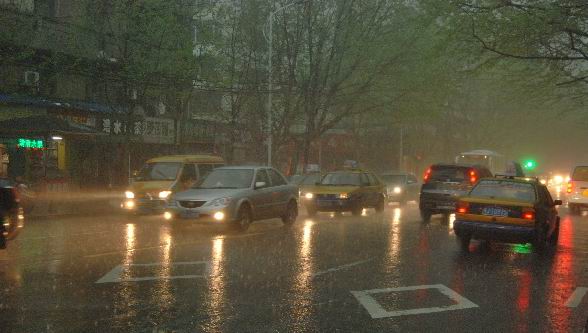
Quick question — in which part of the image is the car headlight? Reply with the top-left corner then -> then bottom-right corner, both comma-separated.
393,186 -> 402,194
125,191 -> 135,199
339,193 -> 348,199
304,193 -> 314,199
158,191 -> 172,199
207,197 -> 232,207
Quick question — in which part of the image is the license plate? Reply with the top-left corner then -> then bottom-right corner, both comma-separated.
182,211 -> 200,218
482,207 -> 509,217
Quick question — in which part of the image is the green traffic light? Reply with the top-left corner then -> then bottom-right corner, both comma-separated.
523,159 -> 536,170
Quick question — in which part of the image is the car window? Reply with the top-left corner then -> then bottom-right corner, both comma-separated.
367,173 -> 379,186
538,185 -> 553,206
430,166 -> 469,182
196,169 -> 253,189
361,173 -> 370,186
198,164 -> 214,178
255,169 -> 270,186
302,173 -> 322,185
269,169 -> 287,186
572,166 -> 588,181
180,164 -> 198,182
470,180 -> 537,202
321,173 -> 361,186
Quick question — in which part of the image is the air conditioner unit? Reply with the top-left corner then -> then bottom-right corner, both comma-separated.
24,71 -> 40,86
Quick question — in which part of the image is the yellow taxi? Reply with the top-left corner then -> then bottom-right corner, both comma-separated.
453,176 -> 562,251
123,154 -> 224,213
301,170 -> 386,216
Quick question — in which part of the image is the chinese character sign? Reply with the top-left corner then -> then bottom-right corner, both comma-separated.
141,117 -> 175,144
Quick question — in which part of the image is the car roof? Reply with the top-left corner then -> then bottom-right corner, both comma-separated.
147,154 -> 224,164
216,165 -> 271,171
432,163 -> 485,169
479,177 -> 539,185
326,169 -> 366,174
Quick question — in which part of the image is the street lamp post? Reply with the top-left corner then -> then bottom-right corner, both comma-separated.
266,1 -> 301,167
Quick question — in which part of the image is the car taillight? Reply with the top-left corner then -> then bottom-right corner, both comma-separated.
469,170 -> 477,184
423,167 -> 432,182
456,201 -> 469,214
567,181 -> 573,193
522,208 -> 535,220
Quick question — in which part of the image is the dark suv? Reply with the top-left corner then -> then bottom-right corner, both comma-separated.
419,164 -> 492,222
0,179 -> 24,249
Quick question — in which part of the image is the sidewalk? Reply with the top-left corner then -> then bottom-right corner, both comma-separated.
29,191 -> 124,218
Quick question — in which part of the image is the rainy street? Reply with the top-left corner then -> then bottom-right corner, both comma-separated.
1,204 -> 587,333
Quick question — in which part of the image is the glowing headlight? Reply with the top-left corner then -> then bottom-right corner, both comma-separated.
339,193 -> 349,199
159,191 -> 172,199
540,179 -> 547,185
304,193 -> 314,199
393,186 -> 402,194
553,175 -> 564,184
163,212 -> 173,220
125,191 -> 135,199
213,211 -> 225,221
208,197 -> 232,207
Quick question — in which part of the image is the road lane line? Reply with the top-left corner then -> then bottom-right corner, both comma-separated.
96,261 -> 211,283
565,287 -> 588,307
351,284 -> 478,319
311,259 -> 373,277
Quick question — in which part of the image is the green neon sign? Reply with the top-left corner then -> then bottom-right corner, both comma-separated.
18,138 -> 44,149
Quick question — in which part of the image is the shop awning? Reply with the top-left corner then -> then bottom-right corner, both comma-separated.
0,115 -> 104,137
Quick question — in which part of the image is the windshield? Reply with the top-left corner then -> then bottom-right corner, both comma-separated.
572,166 -> 588,181
302,174 -> 322,185
380,175 -> 406,185
430,166 -> 469,182
470,180 -> 536,202
288,175 -> 304,184
136,162 -> 181,181
321,173 -> 361,186
195,169 -> 253,189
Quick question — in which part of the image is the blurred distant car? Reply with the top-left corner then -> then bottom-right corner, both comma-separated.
288,173 -> 322,198
567,166 -> 588,215
164,166 -> 298,231
301,170 -> 386,216
454,176 -> 561,251
0,179 -> 24,249
419,164 -> 493,222
379,172 -> 419,205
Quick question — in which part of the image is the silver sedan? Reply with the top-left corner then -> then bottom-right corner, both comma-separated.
164,166 -> 299,231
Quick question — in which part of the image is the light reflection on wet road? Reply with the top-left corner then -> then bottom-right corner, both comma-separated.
1,204 -> 588,332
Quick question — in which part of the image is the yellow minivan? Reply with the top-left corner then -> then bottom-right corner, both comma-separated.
122,154 -> 224,213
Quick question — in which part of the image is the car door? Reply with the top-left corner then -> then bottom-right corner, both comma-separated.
538,185 -> 558,235
249,169 -> 273,220
268,168 -> 290,217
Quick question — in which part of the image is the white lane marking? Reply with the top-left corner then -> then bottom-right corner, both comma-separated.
351,284 -> 478,319
96,261 -> 211,283
565,287 -> 588,308
311,259 -> 373,277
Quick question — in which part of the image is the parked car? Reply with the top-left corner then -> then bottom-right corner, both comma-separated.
454,176 -> 561,252
0,178 -> 24,249
379,172 -> 419,205
301,169 -> 386,216
164,166 -> 299,231
419,164 -> 493,222
123,154 -> 225,214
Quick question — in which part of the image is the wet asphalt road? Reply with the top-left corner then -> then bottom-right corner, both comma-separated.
1,203 -> 588,332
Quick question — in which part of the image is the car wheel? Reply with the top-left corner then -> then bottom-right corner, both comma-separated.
375,196 -> 385,213
533,223 -> 547,252
234,205 -> 252,232
549,218 -> 560,245
420,209 -> 432,223
458,234 -> 470,251
282,201 -> 298,226
306,206 -> 317,217
351,204 -> 363,216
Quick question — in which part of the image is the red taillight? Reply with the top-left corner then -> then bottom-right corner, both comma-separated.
469,170 -> 477,184
424,167 -> 432,182
522,208 -> 535,220
456,201 -> 469,214
567,181 -> 573,193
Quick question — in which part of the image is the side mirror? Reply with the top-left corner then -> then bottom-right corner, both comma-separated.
554,199 -> 563,206
255,181 -> 267,189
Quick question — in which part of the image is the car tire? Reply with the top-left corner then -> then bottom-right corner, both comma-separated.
282,201 -> 298,226
533,223 -> 547,252
420,209 -> 432,223
306,206 -> 317,217
458,234 -> 470,251
351,204 -> 363,216
234,205 -> 252,232
375,196 -> 385,213
549,218 -> 560,245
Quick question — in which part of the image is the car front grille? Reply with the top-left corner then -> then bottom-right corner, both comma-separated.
179,200 -> 206,208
